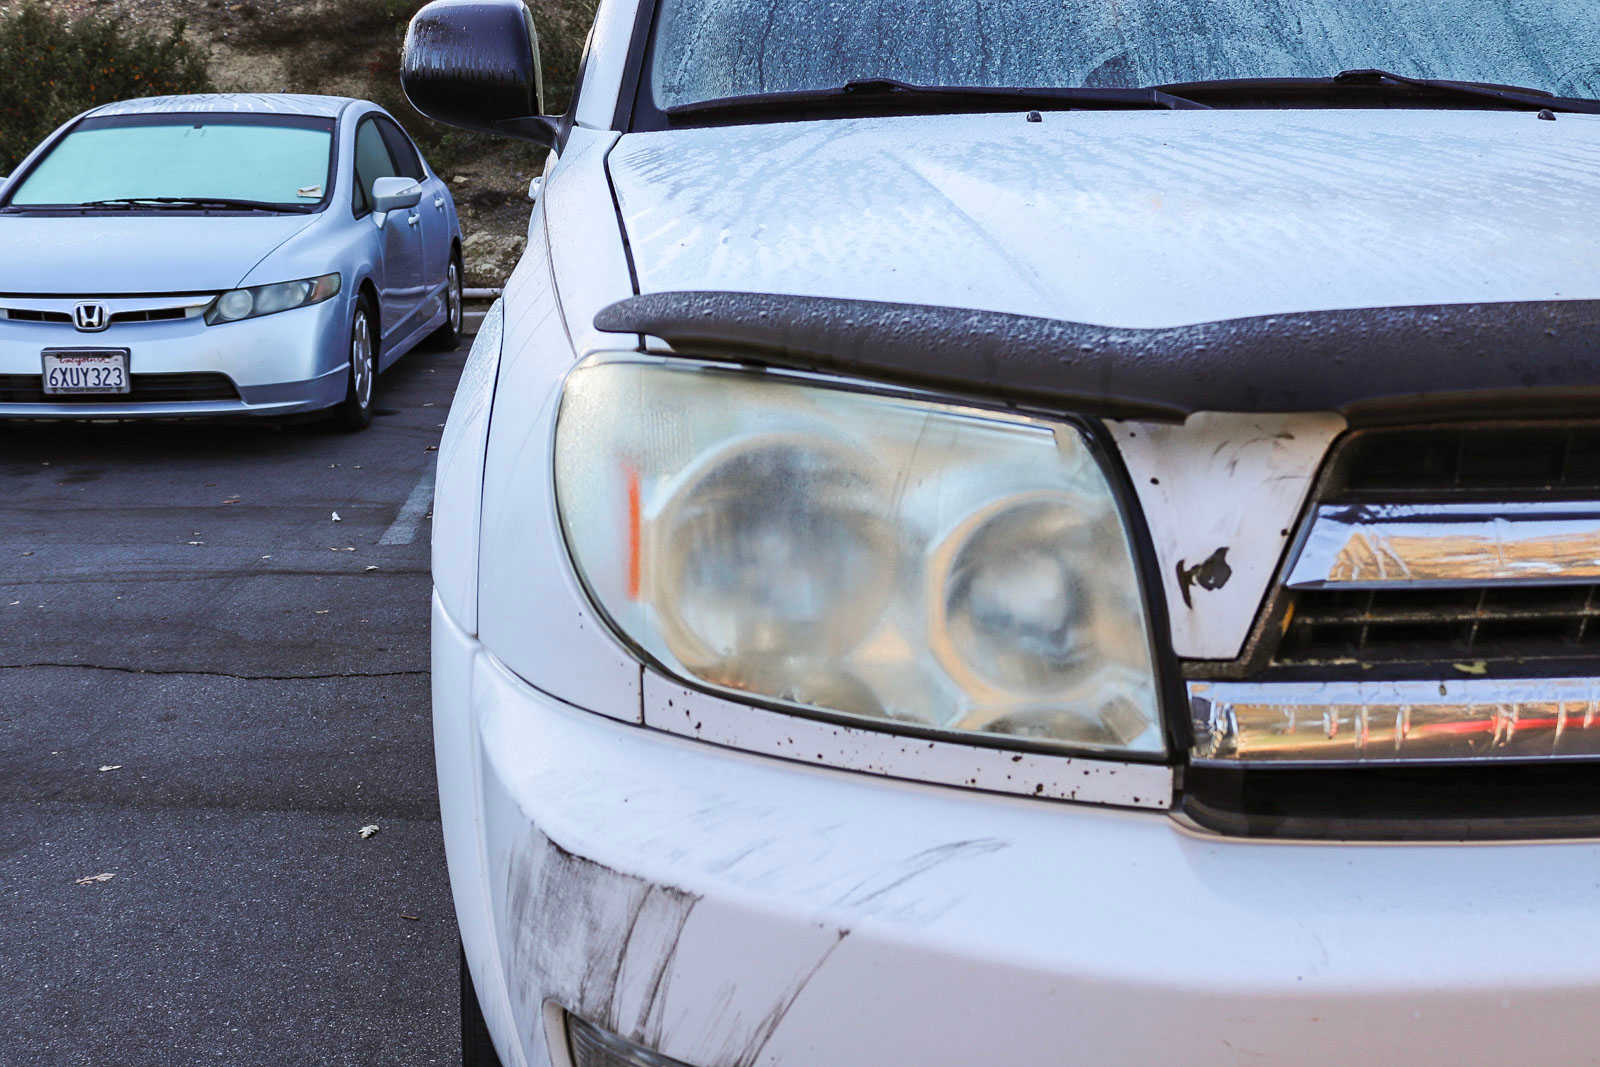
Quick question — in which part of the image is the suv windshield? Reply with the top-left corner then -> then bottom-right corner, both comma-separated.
6,114 -> 335,210
649,0 -> 1600,110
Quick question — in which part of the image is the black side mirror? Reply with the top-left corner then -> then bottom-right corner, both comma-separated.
402,0 -> 559,147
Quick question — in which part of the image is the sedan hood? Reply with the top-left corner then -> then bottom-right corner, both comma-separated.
609,109 -> 1600,330
0,213 -> 318,294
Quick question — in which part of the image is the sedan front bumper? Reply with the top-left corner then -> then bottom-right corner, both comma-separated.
434,593 -> 1600,1067
0,296 -> 350,418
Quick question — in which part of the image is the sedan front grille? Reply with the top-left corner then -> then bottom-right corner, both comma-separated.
0,372 -> 239,404
2,297 -> 209,327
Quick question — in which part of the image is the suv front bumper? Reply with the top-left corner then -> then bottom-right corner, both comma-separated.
435,593 -> 1600,1067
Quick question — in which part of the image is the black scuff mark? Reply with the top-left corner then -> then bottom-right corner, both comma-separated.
733,928 -> 850,1067
835,838 -> 1008,909
634,890 -> 698,1051
602,890 -> 653,1024
504,830 -> 703,1050
1176,547 -> 1233,608
707,836 -> 777,874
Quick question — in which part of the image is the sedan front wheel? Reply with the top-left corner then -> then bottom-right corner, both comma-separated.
334,300 -> 377,432
431,257 -> 465,349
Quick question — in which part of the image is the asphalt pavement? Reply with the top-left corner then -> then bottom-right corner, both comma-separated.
0,340 -> 469,1066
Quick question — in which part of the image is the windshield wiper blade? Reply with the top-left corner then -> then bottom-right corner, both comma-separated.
668,78 -> 1210,121
1155,70 -> 1600,113
1333,69 -> 1600,112
81,196 -> 294,211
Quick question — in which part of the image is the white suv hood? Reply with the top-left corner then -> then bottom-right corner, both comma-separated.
609,109 -> 1600,330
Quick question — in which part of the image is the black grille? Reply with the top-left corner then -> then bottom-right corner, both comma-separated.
1338,423 -> 1600,497
109,308 -> 190,325
5,307 -> 193,326
0,373 -> 239,404
4,309 -> 72,324
1275,585 -> 1600,666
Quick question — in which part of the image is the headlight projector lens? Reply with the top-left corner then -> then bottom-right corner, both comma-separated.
937,495 -> 1098,691
652,434 -> 897,681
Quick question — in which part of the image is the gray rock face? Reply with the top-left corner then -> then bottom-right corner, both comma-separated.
462,231 -> 527,288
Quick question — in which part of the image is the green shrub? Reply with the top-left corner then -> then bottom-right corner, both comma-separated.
0,2 -> 213,173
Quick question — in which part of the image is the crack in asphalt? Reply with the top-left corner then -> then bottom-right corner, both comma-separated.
0,662 -> 428,681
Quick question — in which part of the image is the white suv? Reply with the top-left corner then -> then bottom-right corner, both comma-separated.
404,1 -> 1600,1064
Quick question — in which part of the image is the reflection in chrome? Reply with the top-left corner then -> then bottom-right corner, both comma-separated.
1190,678 -> 1600,763
1287,501 -> 1600,588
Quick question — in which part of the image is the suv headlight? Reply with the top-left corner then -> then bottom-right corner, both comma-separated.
205,273 -> 341,325
554,357 -> 1165,757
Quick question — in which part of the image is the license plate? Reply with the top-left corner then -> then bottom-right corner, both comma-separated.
42,349 -> 130,395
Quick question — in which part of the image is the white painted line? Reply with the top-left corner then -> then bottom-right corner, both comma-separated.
380,467 -> 436,546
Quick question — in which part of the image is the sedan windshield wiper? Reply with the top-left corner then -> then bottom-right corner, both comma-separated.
668,77 -> 1211,122
1156,69 -> 1600,114
80,196 -> 302,212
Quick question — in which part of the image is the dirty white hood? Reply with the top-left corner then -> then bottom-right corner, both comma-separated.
608,109 -> 1600,330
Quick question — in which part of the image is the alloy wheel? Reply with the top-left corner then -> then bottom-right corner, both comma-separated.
352,309 -> 374,410
447,261 -> 463,334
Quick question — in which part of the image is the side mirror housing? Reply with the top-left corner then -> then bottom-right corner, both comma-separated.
401,0 -> 559,147
372,176 -> 425,214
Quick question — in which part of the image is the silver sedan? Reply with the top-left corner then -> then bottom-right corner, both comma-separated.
0,93 -> 464,430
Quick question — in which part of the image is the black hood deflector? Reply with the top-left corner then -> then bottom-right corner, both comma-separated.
595,292 -> 1600,422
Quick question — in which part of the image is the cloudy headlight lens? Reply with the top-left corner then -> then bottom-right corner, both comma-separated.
206,273 -> 340,324
555,357 -> 1164,756
214,289 -> 255,321
654,435 -> 897,673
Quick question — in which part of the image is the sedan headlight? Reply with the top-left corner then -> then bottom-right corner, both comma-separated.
554,357 -> 1165,757
205,273 -> 341,325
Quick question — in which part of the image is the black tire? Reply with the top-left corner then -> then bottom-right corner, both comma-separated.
431,254 -> 466,350
333,297 -> 377,432
461,944 -> 504,1067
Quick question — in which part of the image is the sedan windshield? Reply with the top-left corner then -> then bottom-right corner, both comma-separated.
649,0 -> 1600,110
6,114 -> 335,210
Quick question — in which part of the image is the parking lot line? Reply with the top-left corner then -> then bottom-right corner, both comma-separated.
380,466 -> 436,546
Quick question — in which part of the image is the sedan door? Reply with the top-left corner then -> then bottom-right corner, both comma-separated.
376,116 -> 454,321
352,116 -> 426,355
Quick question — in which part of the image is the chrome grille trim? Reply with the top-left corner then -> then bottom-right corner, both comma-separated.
1287,501 -> 1600,589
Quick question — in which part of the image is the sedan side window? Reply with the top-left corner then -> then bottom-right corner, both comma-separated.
375,117 -> 426,182
352,117 -> 400,218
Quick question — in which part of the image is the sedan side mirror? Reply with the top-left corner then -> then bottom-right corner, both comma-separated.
372,176 -> 424,214
402,0 -> 559,148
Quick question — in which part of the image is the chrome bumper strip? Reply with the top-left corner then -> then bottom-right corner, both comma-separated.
1190,677 -> 1600,763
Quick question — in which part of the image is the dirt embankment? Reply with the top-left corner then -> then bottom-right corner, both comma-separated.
29,0 -> 594,287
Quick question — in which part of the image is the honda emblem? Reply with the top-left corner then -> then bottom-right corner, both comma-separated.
73,302 -> 109,332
